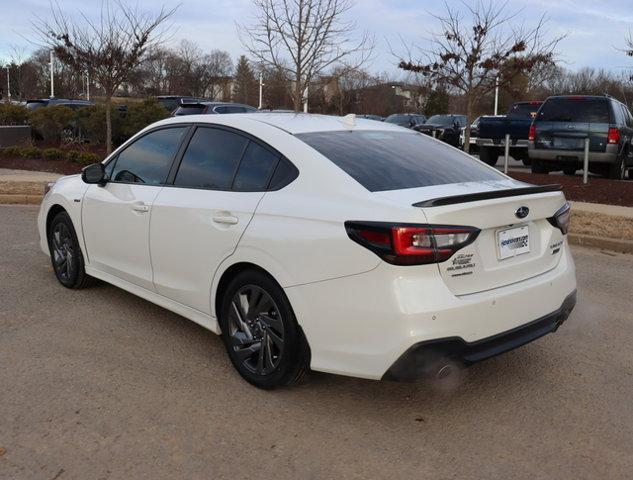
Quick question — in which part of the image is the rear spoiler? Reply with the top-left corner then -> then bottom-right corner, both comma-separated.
413,184 -> 562,207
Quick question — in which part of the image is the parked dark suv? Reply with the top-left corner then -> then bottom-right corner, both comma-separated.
528,95 -> 633,179
384,113 -> 426,129
414,114 -> 467,148
172,101 -> 257,116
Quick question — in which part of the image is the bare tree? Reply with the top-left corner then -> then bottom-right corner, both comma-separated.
34,1 -> 176,153
397,1 -> 563,151
239,0 -> 373,112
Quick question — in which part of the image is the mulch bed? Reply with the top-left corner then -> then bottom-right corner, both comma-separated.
0,157 -> 83,175
508,172 -> 633,207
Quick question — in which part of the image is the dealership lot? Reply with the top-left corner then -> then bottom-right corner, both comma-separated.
1,205 -> 632,479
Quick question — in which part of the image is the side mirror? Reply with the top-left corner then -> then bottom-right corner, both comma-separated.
81,163 -> 106,185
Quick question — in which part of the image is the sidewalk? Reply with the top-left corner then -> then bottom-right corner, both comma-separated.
0,169 -> 63,204
0,168 -> 62,183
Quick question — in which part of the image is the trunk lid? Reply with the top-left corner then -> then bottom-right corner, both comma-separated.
377,180 -> 567,296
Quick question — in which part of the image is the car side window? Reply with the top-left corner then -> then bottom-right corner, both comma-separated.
110,127 -> 187,185
233,142 -> 279,191
174,127 -> 249,190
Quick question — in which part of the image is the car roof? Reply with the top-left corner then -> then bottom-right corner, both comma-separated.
155,112 -> 407,134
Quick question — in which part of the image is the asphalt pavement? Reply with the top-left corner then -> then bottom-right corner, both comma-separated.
1,205 -> 632,480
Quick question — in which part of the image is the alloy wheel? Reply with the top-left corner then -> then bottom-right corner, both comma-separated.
51,223 -> 74,282
228,285 -> 285,376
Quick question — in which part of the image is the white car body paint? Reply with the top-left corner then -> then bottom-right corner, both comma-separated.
38,113 -> 577,381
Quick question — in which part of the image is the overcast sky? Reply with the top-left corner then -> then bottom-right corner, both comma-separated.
1,0 -> 632,77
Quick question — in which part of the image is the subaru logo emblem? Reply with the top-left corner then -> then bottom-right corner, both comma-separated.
515,206 -> 529,219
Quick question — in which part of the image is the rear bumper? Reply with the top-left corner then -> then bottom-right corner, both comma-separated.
382,290 -> 577,382
477,138 -> 529,149
285,243 -> 576,380
528,146 -> 618,164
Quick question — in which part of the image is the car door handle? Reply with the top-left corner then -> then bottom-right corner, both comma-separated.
131,203 -> 150,213
212,215 -> 239,225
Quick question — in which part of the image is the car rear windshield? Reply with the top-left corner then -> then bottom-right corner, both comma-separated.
536,98 -> 611,123
296,130 -> 505,192
174,105 -> 206,116
508,103 -> 540,118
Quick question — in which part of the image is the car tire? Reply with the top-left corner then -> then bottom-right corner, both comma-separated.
479,148 -> 499,166
521,157 -> 532,166
563,167 -> 576,176
47,211 -> 97,289
531,160 -> 548,174
608,154 -> 626,180
219,269 -> 310,389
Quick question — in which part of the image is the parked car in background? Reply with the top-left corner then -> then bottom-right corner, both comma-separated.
529,95 -> 633,179
414,114 -> 467,148
357,114 -> 384,121
384,113 -> 426,129
38,113 -> 576,388
26,98 -> 95,111
172,101 -> 258,116
26,99 -> 97,143
477,101 -> 542,166
156,96 -> 208,113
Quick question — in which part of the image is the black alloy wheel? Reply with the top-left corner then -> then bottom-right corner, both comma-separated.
47,211 -> 96,289
220,270 -> 309,389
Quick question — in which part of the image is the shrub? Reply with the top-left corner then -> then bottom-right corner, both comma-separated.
42,147 -> 64,160
0,104 -> 29,126
65,150 -> 81,163
121,98 -> 169,139
0,146 -> 22,158
19,146 -> 42,159
76,105 -> 125,145
76,152 -> 100,166
29,105 -> 75,143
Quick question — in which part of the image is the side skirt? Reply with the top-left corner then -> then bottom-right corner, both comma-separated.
85,266 -> 221,334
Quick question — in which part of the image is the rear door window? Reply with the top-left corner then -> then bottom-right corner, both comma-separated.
296,130 -> 504,192
174,127 -> 249,190
233,142 -> 279,191
537,98 -> 611,123
110,127 -> 187,185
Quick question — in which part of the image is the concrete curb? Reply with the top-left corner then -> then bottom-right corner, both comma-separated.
0,194 -> 43,205
568,233 -> 633,254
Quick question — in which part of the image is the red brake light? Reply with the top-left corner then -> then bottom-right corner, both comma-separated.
528,124 -> 536,141
547,203 -> 571,235
345,222 -> 480,265
608,127 -> 620,144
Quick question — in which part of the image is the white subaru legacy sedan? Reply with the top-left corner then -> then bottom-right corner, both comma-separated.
37,113 -> 577,388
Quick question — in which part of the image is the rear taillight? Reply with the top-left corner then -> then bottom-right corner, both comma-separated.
608,128 -> 621,144
547,203 -> 571,235
528,124 -> 536,141
345,222 -> 480,265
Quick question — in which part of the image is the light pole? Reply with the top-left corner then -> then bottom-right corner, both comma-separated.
258,72 -> 264,109
494,76 -> 499,115
49,50 -> 55,98
86,70 -> 90,101
303,84 -> 308,113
